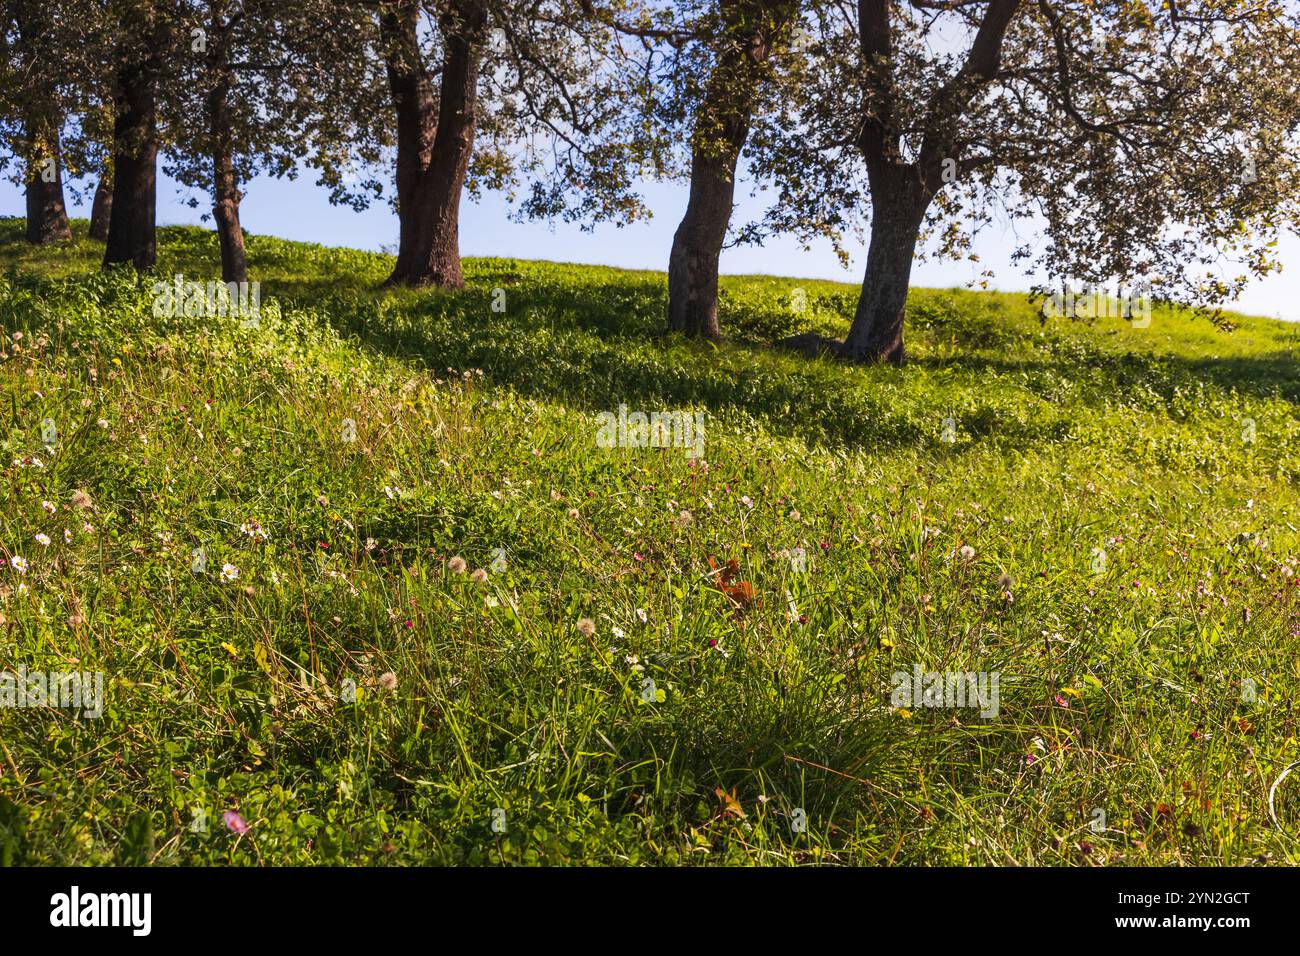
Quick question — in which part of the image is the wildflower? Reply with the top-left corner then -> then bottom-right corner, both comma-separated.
447,555 -> 467,574
221,563 -> 239,582
612,626 -> 625,639
316,493 -> 329,507
63,529 -> 72,543
241,520 -> 268,542
34,533 -> 50,547
677,510 -> 693,527
740,496 -> 753,509
365,538 -> 377,552
223,810 -> 250,836
958,545 -> 976,561
1054,695 -> 1069,709
576,617 -> 596,637
567,508 -> 580,519
636,608 -> 648,624
470,568 -> 488,584
10,556 -> 27,574
378,671 -> 398,691
71,489 -> 93,510
788,509 -> 801,522
96,419 -> 109,430
41,500 -> 56,515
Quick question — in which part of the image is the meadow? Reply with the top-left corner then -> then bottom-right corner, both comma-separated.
2,216 -> 1300,865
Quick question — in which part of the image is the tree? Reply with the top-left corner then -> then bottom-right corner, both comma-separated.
667,0 -> 799,340
84,104 -> 116,242
749,0 -> 1300,363
375,0 -> 487,287
329,0 -> 659,289
163,0 -> 380,282
102,0 -> 181,269
584,0 -> 804,340
0,0 -> 75,243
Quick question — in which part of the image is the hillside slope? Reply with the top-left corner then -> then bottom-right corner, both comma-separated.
2,218 -> 1300,865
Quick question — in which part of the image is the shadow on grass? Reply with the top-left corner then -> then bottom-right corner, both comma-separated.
6,221 -> 1296,456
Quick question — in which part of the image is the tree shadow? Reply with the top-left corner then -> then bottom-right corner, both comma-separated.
262,271 -> 1070,457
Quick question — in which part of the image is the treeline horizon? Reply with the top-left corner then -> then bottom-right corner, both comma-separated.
4,0 -> 1300,362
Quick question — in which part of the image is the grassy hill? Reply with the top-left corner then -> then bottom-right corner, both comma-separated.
3,216 -> 1300,865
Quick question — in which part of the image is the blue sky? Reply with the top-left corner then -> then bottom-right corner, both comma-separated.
3,167 -> 1297,321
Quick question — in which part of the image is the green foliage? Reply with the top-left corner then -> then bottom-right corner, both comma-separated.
3,218 -> 1300,865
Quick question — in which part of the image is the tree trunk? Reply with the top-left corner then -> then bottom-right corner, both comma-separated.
381,0 -> 485,289
103,44 -> 159,270
667,0 -> 793,339
208,21 -> 246,284
89,172 -> 113,241
23,118 -> 71,244
667,120 -> 749,341
841,178 -> 930,365
13,3 -> 70,244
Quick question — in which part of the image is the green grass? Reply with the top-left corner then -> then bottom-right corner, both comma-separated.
3,216 -> 1300,865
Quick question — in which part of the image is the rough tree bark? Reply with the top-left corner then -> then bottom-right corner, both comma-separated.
380,0 -> 486,289
841,172 -> 930,364
103,46 -> 160,270
667,0 -> 794,339
208,9 -> 246,283
89,171 -> 113,241
666,88 -> 751,341
23,117 -> 72,244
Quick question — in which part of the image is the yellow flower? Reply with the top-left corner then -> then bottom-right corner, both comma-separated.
220,642 -> 239,659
